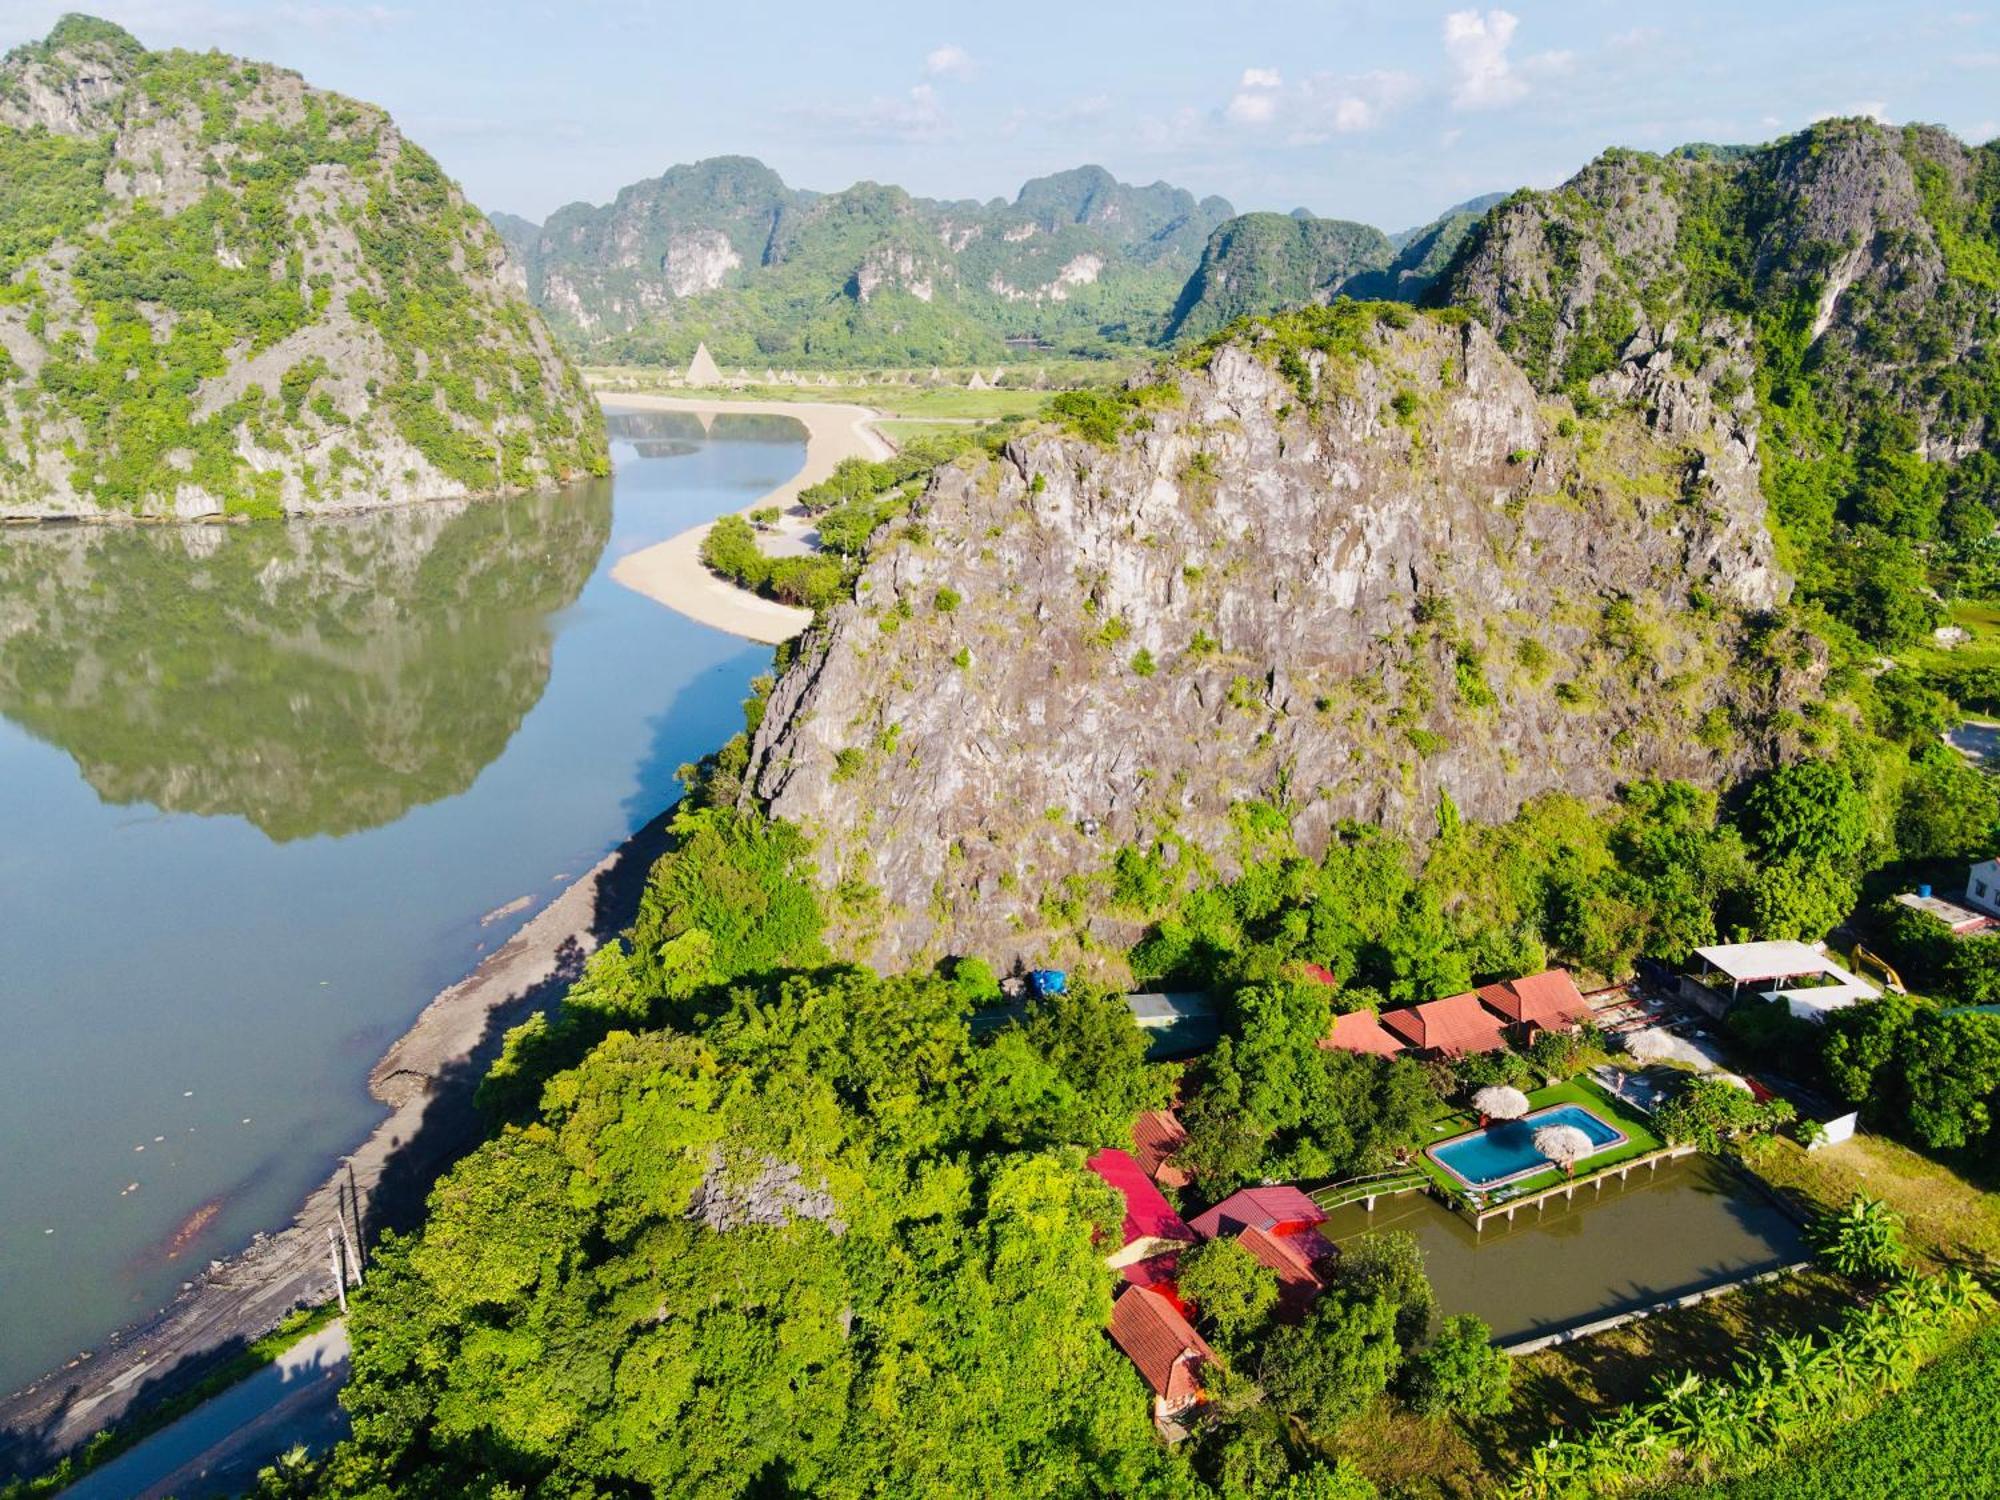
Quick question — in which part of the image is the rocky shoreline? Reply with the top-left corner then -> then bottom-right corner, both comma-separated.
0,804 -> 680,1477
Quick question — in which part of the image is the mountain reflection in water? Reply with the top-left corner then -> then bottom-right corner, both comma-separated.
0,482 -> 611,840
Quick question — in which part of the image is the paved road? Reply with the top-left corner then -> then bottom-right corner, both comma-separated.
60,1323 -> 348,1500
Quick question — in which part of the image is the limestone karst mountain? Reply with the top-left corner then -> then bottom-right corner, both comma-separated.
0,15 -> 605,518
498,157 -> 1236,366
743,304 -> 1812,968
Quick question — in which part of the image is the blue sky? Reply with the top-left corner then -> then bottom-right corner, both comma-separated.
3,2 -> 1997,229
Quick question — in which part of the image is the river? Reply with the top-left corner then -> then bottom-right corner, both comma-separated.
0,410 -> 802,1396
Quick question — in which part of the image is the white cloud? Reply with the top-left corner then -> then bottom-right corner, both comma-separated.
787,82 -> 950,143
1292,69 -> 1420,141
1442,9 -> 1567,111
923,43 -> 971,78
1221,65 -> 1415,140
1226,66 -> 1282,126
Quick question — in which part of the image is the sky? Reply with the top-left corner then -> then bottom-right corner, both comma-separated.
1,1 -> 1997,230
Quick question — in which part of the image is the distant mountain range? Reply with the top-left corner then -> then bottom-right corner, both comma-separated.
492,160 -> 1505,367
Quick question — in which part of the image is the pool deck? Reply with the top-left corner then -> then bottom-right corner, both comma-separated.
1412,1075 -> 1668,1208
1425,1103 -> 1629,1193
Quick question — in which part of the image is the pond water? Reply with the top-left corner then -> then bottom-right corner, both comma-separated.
1318,1154 -> 1809,1346
1428,1104 -> 1626,1190
0,410 -> 801,1395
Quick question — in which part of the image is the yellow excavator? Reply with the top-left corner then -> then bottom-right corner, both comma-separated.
1850,944 -> 1907,995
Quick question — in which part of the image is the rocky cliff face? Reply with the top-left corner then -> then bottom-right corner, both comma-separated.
745,307 -> 1810,971
1433,122 -> 1999,457
506,158 -> 1234,365
0,16 -> 605,519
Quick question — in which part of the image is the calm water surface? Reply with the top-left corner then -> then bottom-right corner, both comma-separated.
1319,1154 -> 1808,1345
0,411 -> 802,1393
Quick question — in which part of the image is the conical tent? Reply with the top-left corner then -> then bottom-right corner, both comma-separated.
685,342 -> 722,384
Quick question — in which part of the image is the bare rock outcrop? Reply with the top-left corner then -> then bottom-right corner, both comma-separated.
745,311 -> 1810,971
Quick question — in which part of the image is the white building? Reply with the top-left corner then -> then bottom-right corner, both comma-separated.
1691,940 -> 1882,1023
1966,858 -> 2000,918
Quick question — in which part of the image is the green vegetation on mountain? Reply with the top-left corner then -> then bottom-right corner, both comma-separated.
0,15 -> 604,517
508,158 -> 1235,368
1163,213 -> 1392,342
1165,195 -> 1505,342
1433,120 -> 2000,656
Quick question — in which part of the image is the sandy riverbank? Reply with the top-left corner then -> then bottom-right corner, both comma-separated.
603,393 -> 892,644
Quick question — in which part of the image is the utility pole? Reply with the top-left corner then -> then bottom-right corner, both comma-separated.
337,1197 -> 363,1287
327,1228 -> 349,1315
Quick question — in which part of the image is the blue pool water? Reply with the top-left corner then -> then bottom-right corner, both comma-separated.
1430,1104 -> 1626,1189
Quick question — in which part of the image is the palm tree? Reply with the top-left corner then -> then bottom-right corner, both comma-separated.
1533,1122 -> 1594,1177
1472,1084 -> 1532,1127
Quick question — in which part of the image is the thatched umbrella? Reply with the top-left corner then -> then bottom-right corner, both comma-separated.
1534,1123 -> 1594,1177
1471,1085 -> 1531,1128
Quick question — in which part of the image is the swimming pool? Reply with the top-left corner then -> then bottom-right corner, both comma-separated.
1428,1104 -> 1627,1190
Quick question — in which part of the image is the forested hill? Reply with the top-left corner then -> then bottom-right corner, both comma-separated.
1163,194 -> 1507,342
0,15 -> 605,519
1431,120 -> 2000,656
499,156 -> 1236,366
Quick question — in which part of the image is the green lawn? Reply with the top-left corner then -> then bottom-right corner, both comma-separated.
1413,1074 -> 1668,1203
1897,595 -> 2000,674
1742,1131 -> 2000,1273
1658,1319 -> 2000,1498
586,366 -> 1087,422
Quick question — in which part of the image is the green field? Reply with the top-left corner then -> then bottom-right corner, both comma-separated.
1660,1320 -> 2000,1498
586,365 -> 1108,423
1897,596 -> 2000,675
1413,1074 -> 1668,1202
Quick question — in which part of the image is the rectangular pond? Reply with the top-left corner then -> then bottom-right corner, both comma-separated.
1316,1154 -> 1809,1347
1428,1103 -> 1626,1190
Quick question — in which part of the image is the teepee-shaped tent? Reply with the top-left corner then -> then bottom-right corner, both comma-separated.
966,371 -> 988,390
685,342 -> 722,385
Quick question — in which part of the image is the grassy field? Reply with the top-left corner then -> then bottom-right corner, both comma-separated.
585,365 -> 1108,422
1744,1131 -> 2000,1273
1659,1319 -> 2000,1498
1897,595 -> 2000,675
1332,1270 -> 1857,1499
1412,1074 -> 1668,1202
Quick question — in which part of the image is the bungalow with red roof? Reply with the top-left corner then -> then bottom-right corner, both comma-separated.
1188,1184 -> 1327,1241
1477,967 -> 1589,1038
1234,1223 -> 1327,1322
1108,1284 -> 1217,1426
1087,1147 -> 1199,1268
1131,1108 -> 1192,1188
1379,991 -> 1510,1057
1319,1008 -> 1409,1058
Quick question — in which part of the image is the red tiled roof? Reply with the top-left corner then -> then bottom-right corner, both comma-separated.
1477,968 -> 1589,1027
1087,1147 -> 1198,1249
1120,1251 -> 1187,1312
1132,1109 -> 1192,1188
1235,1225 -> 1326,1322
1380,992 -> 1511,1055
1189,1184 -> 1328,1240
1108,1285 -> 1216,1403
1320,1009 -> 1409,1057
